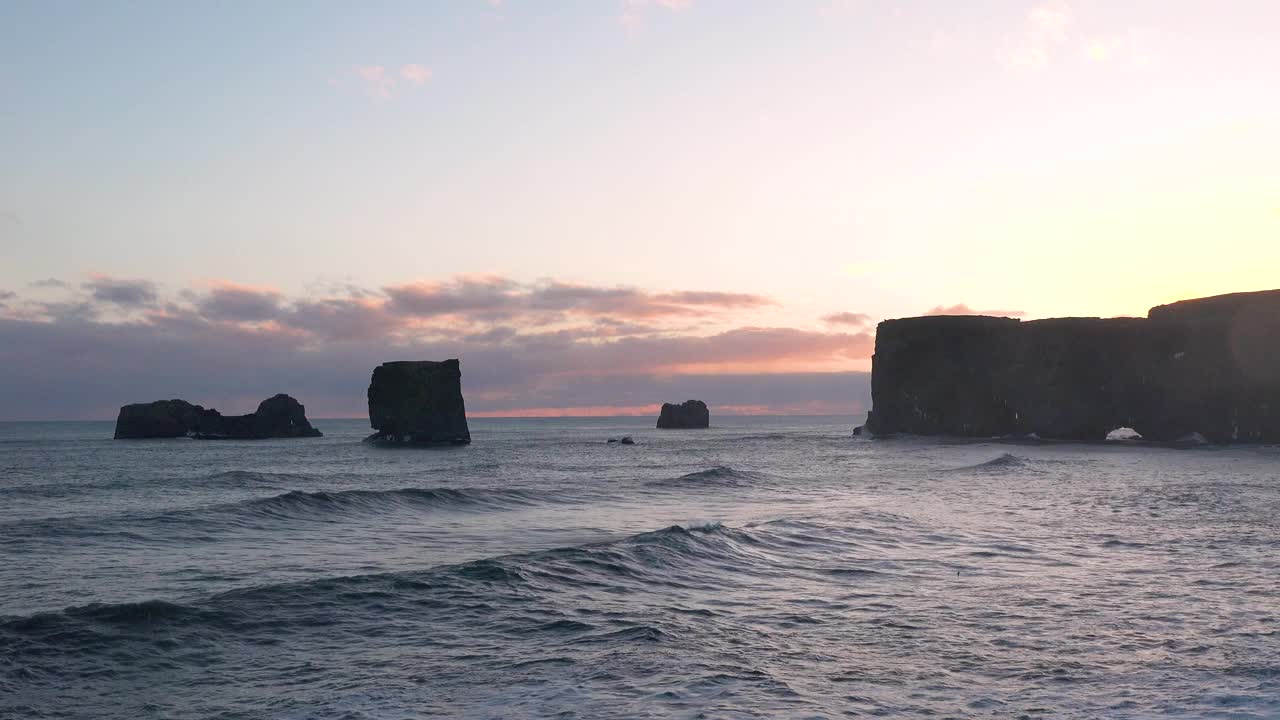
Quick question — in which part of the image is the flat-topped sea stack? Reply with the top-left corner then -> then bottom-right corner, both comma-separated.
865,290 -> 1280,443
657,400 -> 710,429
365,359 -> 471,444
114,394 -> 322,439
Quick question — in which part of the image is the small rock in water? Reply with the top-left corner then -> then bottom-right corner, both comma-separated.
620,436 -> 635,445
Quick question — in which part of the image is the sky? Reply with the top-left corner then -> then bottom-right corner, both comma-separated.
1,0 -> 1278,420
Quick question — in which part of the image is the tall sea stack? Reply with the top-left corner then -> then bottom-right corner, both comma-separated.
657,400 -> 710,429
865,290 -> 1280,442
365,359 -> 471,444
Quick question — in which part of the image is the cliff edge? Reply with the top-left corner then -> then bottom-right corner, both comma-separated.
864,290 -> 1280,442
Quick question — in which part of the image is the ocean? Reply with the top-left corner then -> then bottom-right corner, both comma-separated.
2,417 -> 1277,719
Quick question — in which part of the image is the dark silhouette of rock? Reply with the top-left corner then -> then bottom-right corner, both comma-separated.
619,436 -> 635,445
365,359 -> 471,445
114,394 -> 322,439
851,425 -> 865,437
865,290 -> 1280,443
114,399 -> 211,439
657,400 -> 709,429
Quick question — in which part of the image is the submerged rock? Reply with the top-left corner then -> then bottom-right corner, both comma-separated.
656,400 -> 709,429
620,436 -> 635,445
113,394 -> 322,439
365,359 -> 471,445
866,289 -> 1280,443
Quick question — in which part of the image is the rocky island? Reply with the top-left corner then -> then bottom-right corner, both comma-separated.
114,394 -> 323,439
365,359 -> 471,444
864,289 -> 1280,443
657,400 -> 710,429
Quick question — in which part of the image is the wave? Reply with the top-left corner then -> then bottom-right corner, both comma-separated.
0,469 -> 300,500
222,486 -> 551,519
3,599 -> 231,633
1,522 -> 773,636
0,516 -> 902,648
2,515 -> 934,712
645,466 -> 772,489
948,453 -> 1033,473
0,486 -> 563,546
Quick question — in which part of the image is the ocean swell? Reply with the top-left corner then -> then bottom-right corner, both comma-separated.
645,466 -> 773,489
0,486 -> 565,548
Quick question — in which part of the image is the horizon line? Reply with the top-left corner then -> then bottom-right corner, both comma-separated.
0,412 -> 867,424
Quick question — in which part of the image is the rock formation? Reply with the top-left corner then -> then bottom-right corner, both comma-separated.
656,400 -> 710,429
365,359 -> 471,444
114,394 -> 322,439
865,290 -> 1280,443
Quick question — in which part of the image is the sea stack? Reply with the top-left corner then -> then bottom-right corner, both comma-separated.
113,394 -> 323,439
656,400 -> 710,429
365,359 -> 471,444
865,289 -> 1280,443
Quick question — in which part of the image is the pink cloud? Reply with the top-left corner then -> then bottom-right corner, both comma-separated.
925,304 -> 1025,318
355,65 -> 395,99
384,276 -> 520,318
351,63 -> 431,99
822,311 -> 873,328
82,274 -> 158,308
198,281 -> 284,322
998,1 -> 1073,71
382,276 -> 771,323
0,276 -> 874,418
622,0 -> 691,27
399,64 -> 432,85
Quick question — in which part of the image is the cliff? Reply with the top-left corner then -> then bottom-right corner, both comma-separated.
114,394 -> 322,439
657,400 -> 710,429
865,290 -> 1280,443
366,359 -> 471,444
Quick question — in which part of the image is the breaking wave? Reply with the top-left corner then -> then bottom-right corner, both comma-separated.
949,453 -> 1031,473
645,466 -> 773,489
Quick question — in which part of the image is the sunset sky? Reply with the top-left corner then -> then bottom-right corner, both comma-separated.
2,1 -> 1278,419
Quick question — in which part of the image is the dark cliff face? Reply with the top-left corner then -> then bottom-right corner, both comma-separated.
366,359 -> 471,444
865,290 -> 1280,443
657,400 -> 710,429
114,394 -> 322,439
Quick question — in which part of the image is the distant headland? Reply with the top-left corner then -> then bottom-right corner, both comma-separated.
864,289 -> 1280,443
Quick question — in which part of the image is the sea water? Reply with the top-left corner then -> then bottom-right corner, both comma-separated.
2,418 -> 1277,718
